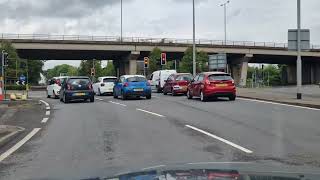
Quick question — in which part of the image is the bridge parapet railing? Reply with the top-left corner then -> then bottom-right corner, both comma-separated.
0,33 -> 318,50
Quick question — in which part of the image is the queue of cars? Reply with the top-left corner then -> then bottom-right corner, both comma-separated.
46,70 -> 236,103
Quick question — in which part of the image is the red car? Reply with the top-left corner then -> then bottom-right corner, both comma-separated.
187,72 -> 236,101
163,73 -> 193,96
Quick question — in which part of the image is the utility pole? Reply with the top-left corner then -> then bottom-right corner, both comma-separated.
296,0 -> 302,99
192,0 -> 196,76
120,0 -> 123,42
220,1 -> 230,45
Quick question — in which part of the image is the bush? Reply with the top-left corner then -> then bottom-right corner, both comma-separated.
5,85 -> 27,90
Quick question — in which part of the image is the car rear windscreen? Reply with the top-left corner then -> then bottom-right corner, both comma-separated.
127,77 -> 147,82
176,75 -> 193,81
68,78 -> 91,90
208,74 -> 233,81
103,78 -> 117,83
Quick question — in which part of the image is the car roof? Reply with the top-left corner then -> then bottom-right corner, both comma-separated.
122,75 -> 146,79
99,76 -> 117,79
53,76 -> 68,79
67,76 -> 91,79
202,72 -> 229,75
175,73 -> 192,76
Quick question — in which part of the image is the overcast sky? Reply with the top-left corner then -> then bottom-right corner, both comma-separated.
1,0 -> 319,69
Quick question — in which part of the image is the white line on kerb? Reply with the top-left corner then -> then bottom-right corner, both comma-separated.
0,128 -> 41,162
142,165 -> 165,170
95,98 -> 104,101
238,97 -> 320,111
46,106 -> 50,110
39,100 -> 49,106
46,111 -> 50,116
187,161 -> 253,165
109,101 -> 127,107
185,125 -> 253,154
136,109 -> 165,117
41,118 -> 49,123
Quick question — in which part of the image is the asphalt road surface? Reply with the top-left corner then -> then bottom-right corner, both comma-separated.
1,92 -> 320,179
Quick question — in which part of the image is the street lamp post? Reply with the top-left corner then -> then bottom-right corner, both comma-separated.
297,0 -> 302,99
192,0 -> 196,76
121,0 -> 123,42
220,1 -> 230,45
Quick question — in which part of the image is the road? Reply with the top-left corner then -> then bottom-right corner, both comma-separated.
1,92 -> 320,179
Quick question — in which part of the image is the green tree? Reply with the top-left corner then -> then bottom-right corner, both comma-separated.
78,60 -> 104,78
179,47 -> 208,73
45,64 -> 78,79
149,47 -> 162,73
101,61 -> 116,76
1,40 -> 44,84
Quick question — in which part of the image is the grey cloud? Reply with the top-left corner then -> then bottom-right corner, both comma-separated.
0,0 -> 129,19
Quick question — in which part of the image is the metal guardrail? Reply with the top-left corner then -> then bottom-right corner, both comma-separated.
1,33 -> 319,49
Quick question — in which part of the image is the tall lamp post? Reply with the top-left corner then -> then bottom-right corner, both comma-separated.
296,0 -> 302,99
192,0 -> 196,76
120,0 -> 123,42
220,0 -> 230,45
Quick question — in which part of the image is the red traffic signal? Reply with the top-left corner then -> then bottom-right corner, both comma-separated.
161,53 -> 166,65
91,68 -> 96,76
144,57 -> 149,68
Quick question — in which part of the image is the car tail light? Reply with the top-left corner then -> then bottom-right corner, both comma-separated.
55,79 -> 61,86
205,79 -> 211,85
123,82 -> 129,87
67,84 -> 72,90
230,80 -> 235,86
88,83 -> 93,90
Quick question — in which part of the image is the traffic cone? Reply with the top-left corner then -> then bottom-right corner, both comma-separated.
0,78 -> 4,101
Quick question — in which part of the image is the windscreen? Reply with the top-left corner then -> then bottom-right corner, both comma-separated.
176,75 -> 193,81
127,77 -> 147,82
68,78 -> 90,90
208,74 -> 233,81
103,78 -> 117,83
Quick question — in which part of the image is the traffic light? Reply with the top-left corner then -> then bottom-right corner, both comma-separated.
1,52 -> 9,66
161,53 -> 166,65
144,57 -> 149,68
91,68 -> 96,76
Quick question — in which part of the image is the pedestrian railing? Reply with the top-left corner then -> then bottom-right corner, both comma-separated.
1,33 -> 319,50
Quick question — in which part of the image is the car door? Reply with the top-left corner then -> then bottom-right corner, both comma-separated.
115,76 -> 124,96
194,74 -> 204,96
189,74 -> 199,96
164,75 -> 172,93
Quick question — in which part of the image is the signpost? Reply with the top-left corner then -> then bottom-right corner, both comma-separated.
208,53 -> 227,72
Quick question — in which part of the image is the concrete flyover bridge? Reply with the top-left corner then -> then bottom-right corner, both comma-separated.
2,33 -> 320,85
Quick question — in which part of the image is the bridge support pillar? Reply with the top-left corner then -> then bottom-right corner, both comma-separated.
231,54 -> 252,87
124,51 -> 140,75
287,64 -> 297,84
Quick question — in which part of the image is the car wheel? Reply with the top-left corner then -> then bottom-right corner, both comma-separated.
53,91 -> 59,99
47,94 -> 51,98
121,91 -> 127,100
200,91 -> 207,102
113,92 -> 118,99
146,94 -> 152,99
90,96 -> 95,102
63,94 -> 69,104
98,88 -> 102,96
187,90 -> 193,99
229,95 -> 236,101
163,89 -> 168,95
171,89 -> 176,96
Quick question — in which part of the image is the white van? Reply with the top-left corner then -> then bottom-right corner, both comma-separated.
149,70 -> 177,92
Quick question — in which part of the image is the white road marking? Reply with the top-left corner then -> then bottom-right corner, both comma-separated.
0,128 -> 41,162
46,106 -> 50,110
41,118 -> 49,123
95,98 -> 104,101
136,109 -> 165,117
185,125 -> 253,154
142,165 -> 165,170
46,111 -> 50,116
109,101 -> 127,107
187,162 -> 252,165
238,97 -> 320,111
39,100 -> 49,106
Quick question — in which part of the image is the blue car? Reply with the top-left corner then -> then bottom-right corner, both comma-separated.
113,75 -> 152,100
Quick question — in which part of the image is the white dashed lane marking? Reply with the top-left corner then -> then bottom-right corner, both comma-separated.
185,125 -> 253,154
136,109 -> 165,117
109,101 -> 127,107
41,118 -> 49,123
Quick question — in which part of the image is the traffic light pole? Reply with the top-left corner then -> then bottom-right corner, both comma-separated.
1,50 -> 6,99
